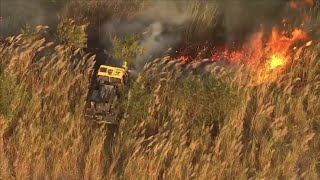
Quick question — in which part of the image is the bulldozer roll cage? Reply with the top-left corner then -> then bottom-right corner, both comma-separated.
98,65 -> 126,78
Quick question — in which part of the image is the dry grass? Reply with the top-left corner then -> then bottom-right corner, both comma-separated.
0,27 -> 111,179
124,49 -> 320,179
1,1 -> 320,179
2,32 -> 319,178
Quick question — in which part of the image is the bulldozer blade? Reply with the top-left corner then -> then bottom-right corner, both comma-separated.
84,111 -> 119,125
94,114 -> 118,125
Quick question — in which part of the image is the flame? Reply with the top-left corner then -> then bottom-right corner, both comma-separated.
173,0 -> 313,85
181,26 -> 309,85
269,54 -> 286,70
254,28 -> 308,83
207,27 -> 308,66
268,28 -> 307,55
305,0 -> 314,6
304,15 -> 311,22
306,40 -> 313,47
290,0 -> 314,10
179,55 -> 190,62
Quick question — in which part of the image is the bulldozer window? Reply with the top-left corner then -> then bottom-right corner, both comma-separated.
110,77 -> 120,84
100,67 -> 107,72
115,71 -> 121,76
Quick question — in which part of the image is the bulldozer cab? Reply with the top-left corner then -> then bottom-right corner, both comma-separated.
97,65 -> 128,85
84,64 -> 129,125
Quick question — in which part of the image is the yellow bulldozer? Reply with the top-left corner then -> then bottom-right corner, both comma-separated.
84,62 -> 129,125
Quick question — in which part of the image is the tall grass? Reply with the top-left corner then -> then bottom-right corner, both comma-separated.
1,1 -> 320,179
118,48 -> 320,179
0,26 -> 111,179
1,27 -> 320,179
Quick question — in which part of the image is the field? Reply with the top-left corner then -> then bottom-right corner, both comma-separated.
1,0 -> 320,179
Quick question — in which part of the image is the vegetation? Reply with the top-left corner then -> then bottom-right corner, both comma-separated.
0,0 -> 320,179
111,34 -> 144,67
56,18 -> 89,50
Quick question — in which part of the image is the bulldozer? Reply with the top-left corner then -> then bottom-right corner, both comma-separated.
84,62 -> 129,125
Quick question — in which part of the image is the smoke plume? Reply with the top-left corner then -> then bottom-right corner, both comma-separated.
0,0 -> 62,38
101,0 -> 297,70
102,0 -> 193,70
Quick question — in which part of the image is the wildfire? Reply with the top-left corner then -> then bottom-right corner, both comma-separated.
264,27 -> 308,68
174,0 -> 314,85
179,55 -> 190,62
306,40 -> 313,47
269,54 -> 286,70
182,26 -> 310,70
178,26 -> 310,84
210,49 -> 244,62
290,0 -> 314,10
253,27 -> 309,84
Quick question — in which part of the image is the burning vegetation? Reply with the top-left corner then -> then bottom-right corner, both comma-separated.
1,0 -> 320,179
177,0 -> 315,85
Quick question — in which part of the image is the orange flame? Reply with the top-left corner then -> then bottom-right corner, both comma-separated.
179,56 -> 189,62
174,0 -> 313,85
207,27 -> 309,67
304,15 -> 311,22
269,54 -> 286,70
305,0 -> 314,6
290,0 -> 314,10
306,40 -> 313,47
209,26 -> 309,84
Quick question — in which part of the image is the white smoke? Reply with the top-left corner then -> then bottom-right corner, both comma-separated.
102,0 -> 291,70
0,0 -> 60,38
102,0 -> 192,70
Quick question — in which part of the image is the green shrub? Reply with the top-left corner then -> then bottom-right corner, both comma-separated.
56,18 -> 89,50
125,81 -> 152,126
111,34 -> 144,67
0,71 -> 17,117
178,75 -> 237,119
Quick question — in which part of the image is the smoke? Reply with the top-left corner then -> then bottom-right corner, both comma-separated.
101,0 -> 295,70
102,1 -> 190,38
0,0 -> 61,38
131,1 -> 192,70
219,0 -> 289,48
102,1 -> 192,70
134,22 -> 181,70
0,0 -> 304,69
